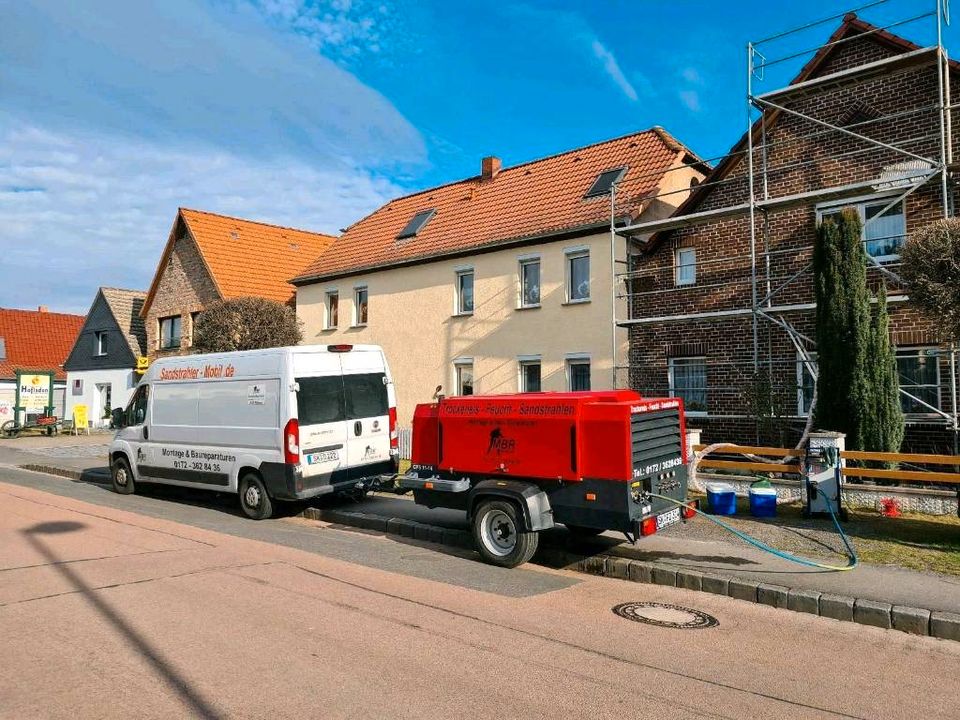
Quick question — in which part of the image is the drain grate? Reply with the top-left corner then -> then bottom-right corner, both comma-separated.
612,602 -> 719,629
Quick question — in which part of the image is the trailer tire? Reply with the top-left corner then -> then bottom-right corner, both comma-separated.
239,473 -> 273,520
111,456 -> 136,495
471,499 -> 538,568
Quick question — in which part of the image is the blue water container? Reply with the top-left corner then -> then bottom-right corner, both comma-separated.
749,487 -> 778,518
706,482 -> 736,515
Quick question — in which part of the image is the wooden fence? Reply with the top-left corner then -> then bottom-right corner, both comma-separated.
692,443 -> 960,488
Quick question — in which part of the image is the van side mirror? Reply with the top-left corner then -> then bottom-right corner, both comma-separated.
111,407 -> 125,428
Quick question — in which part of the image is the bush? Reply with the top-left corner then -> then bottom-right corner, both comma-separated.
193,297 -> 302,353
901,218 -> 960,341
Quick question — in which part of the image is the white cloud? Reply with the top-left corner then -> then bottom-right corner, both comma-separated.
679,90 -> 701,112
502,4 -> 647,104
249,0 -> 399,64
0,0 -> 425,313
591,41 -> 639,102
0,122 -> 405,312
682,67 -> 702,84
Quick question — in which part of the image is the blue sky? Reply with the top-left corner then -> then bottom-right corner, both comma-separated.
0,0 -> 952,312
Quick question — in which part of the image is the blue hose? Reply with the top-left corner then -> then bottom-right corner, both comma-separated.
648,492 -> 859,571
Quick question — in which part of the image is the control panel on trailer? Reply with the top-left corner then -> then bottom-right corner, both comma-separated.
398,390 -> 693,567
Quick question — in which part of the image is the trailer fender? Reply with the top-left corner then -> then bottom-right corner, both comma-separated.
468,480 -> 554,532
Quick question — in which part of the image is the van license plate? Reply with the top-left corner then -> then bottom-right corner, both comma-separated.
656,507 -> 681,530
306,450 -> 338,465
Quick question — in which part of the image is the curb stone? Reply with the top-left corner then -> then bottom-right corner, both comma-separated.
677,570 -> 703,591
819,594 -> 855,622
700,574 -> 729,596
930,612 -> 960,641
892,606 -> 931,636
728,578 -> 759,603
854,599 -> 892,629
787,588 -> 821,615
757,583 -> 790,609
651,566 -> 678,587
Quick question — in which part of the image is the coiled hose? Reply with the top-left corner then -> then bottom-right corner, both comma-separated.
646,491 -> 859,572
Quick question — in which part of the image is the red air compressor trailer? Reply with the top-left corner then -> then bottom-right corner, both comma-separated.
398,390 -> 692,567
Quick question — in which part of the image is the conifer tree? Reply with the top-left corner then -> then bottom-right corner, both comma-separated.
813,208 -> 871,448
863,283 -> 904,455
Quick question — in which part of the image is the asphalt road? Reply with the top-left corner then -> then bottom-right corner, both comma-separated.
1,466 -> 959,720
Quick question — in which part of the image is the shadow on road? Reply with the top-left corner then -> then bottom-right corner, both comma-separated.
21,521 -> 225,720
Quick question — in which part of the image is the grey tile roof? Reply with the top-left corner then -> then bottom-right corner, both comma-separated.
100,287 -> 147,358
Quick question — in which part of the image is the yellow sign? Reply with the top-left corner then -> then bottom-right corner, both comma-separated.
136,356 -> 150,374
73,404 -> 88,430
18,373 -> 50,410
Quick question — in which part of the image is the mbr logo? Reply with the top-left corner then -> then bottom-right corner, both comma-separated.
486,427 -> 515,455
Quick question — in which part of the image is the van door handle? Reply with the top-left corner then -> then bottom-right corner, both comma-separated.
353,421 -> 362,437
142,427 -> 149,440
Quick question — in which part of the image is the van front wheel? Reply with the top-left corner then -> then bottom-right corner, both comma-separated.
239,473 -> 273,520
111,456 -> 136,495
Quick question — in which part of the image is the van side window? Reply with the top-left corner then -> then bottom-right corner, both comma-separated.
296,376 -> 345,425
344,374 -> 388,419
127,384 -> 149,426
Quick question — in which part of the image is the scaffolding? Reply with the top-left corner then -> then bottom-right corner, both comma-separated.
609,0 -> 959,448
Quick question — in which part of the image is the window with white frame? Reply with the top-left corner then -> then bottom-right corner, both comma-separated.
519,358 -> 541,393
159,315 -> 181,350
353,287 -> 368,326
674,247 -> 696,286
454,359 -> 474,396
566,249 -> 590,302
519,257 -> 540,307
95,331 -> 109,356
797,351 -> 818,416
817,196 -> 906,262
567,357 -> 590,391
455,269 -> 474,315
668,357 -> 707,413
897,347 -> 940,414
325,291 -> 339,329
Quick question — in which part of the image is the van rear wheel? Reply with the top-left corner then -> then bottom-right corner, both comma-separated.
471,499 -> 538,568
239,473 -> 273,520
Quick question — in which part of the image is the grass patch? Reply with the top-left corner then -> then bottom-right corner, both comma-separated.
690,493 -> 960,576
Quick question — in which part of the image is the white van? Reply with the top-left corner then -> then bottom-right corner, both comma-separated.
109,344 -> 398,519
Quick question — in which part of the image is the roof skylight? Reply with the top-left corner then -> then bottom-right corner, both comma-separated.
584,167 -> 627,198
397,209 -> 436,239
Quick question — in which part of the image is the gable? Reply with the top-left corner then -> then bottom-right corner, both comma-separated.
147,229 -> 222,320
64,292 -> 137,371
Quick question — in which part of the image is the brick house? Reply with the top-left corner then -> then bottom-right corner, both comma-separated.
622,14 -> 959,452
140,208 -> 336,358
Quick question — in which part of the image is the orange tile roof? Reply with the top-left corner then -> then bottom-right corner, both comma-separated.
142,209 -> 337,316
293,128 -> 701,282
0,307 -> 86,381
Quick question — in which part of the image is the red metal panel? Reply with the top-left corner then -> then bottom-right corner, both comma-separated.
412,390 -> 690,485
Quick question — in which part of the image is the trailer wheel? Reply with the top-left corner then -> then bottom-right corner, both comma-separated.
472,499 -> 538,568
111,456 -> 136,495
239,473 -> 273,520
565,524 -> 605,539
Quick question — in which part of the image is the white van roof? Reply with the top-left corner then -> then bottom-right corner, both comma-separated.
143,344 -> 386,380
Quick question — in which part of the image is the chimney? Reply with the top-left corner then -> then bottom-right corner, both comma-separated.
481,156 -> 502,182
38,305 -> 48,313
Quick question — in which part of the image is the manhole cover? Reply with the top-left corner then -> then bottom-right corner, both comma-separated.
612,602 -> 718,629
